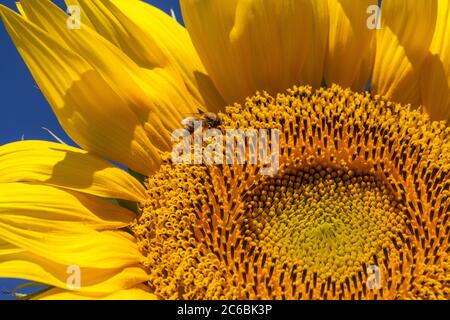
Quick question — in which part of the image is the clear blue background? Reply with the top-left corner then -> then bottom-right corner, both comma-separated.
0,0 -> 181,299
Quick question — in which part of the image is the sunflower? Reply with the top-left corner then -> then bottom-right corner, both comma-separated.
0,0 -> 449,300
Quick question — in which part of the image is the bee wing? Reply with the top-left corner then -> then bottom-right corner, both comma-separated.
181,117 -> 197,126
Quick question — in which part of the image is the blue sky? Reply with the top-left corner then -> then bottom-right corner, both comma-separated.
0,0 -> 181,300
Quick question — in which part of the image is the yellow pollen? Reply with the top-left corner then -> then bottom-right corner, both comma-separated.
133,85 -> 450,300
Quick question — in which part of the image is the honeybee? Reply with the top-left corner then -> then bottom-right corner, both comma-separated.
181,110 -> 221,133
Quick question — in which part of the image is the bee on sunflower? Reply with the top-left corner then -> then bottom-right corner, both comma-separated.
0,0 -> 448,300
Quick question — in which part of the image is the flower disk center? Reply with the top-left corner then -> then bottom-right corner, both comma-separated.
243,167 -> 403,280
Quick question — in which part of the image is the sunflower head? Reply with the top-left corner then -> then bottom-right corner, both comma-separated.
0,0 -> 449,300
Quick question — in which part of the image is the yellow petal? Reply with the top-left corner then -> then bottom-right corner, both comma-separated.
0,241 -> 23,256
0,243 -> 149,293
0,181 -> 139,272
354,36 -> 376,91
15,1 -> 27,18
65,0 -> 121,44
0,5 -> 163,175
325,0 -> 376,91
371,0 -> 438,106
73,0 -> 225,112
18,0 -> 198,148
0,222 -> 141,269
0,183 -> 135,231
0,140 -> 146,202
33,285 -> 157,300
299,0 -> 328,89
181,0 -> 319,104
420,0 -> 450,121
